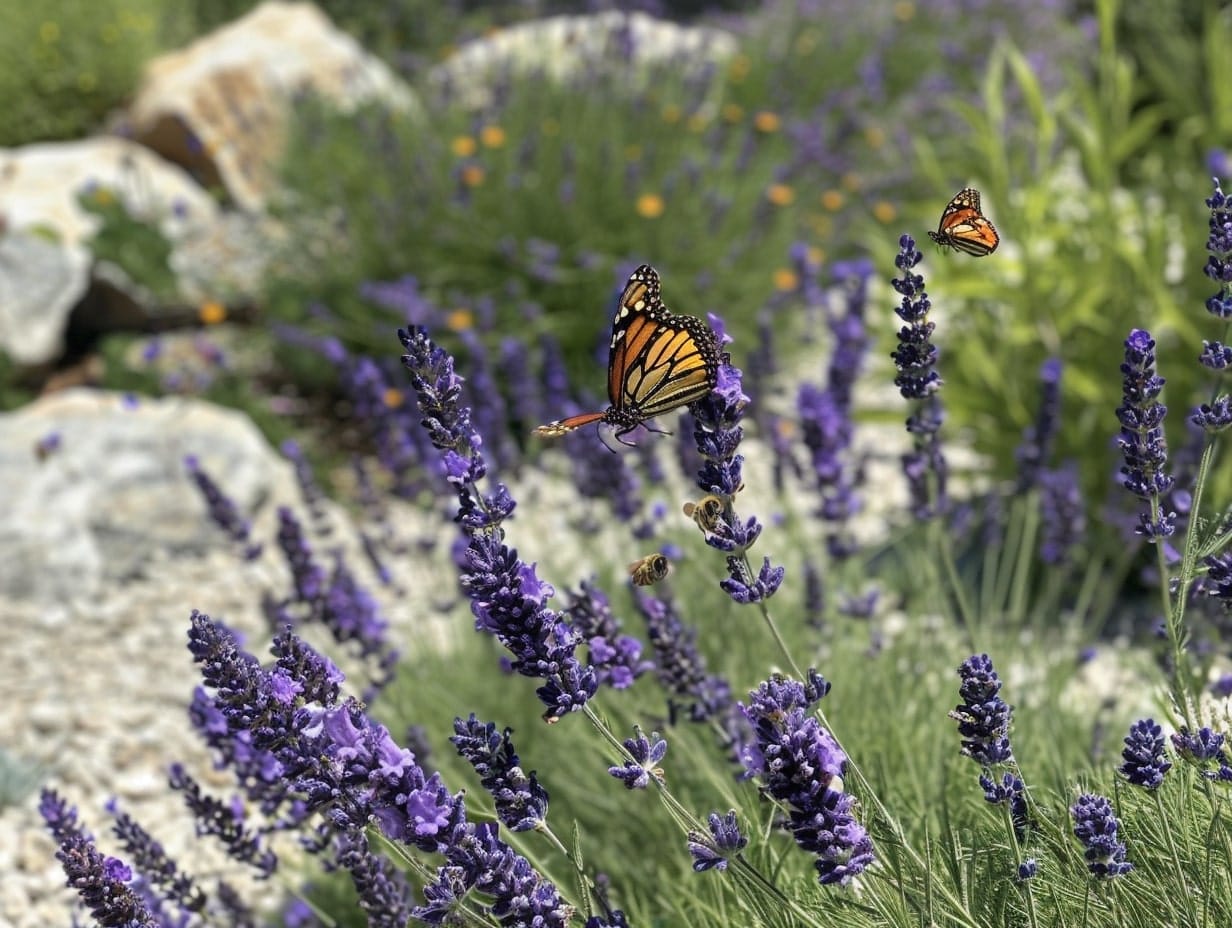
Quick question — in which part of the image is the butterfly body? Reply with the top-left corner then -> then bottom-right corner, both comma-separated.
928,187 -> 999,257
534,265 -> 719,444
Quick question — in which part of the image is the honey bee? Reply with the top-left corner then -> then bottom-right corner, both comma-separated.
682,495 -> 725,533
628,553 -> 671,586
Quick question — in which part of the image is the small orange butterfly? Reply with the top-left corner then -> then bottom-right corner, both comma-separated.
928,187 -> 999,257
533,265 -> 720,445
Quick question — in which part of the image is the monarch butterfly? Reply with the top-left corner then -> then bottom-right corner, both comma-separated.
928,187 -> 999,257
533,264 -> 720,445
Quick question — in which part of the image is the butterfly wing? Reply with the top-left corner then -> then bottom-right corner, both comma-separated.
927,187 -> 999,256
608,265 -> 718,419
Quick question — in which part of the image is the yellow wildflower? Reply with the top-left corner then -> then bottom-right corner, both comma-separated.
198,300 -> 226,326
687,113 -> 709,133
841,172 -> 863,192
873,200 -> 898,224
446,308 -> 475,331
773,268 -> 799,292
728,54 -> 751,82
864,125 -> 886,150
753,111 -> 780,133
451,136 -> 477,157
479,125 -> 506,148
722,103 -> 744,124
460,165 -> 485,187
636,193 -> 665,219
820,189 -> 845,211
383,387 -> 405,409
661,103 -> 682,124
766,184 -> 795,207
894,1 -> 916,22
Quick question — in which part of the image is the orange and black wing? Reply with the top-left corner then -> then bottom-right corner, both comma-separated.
607,265 -> 719,419
927,187 -> 999,257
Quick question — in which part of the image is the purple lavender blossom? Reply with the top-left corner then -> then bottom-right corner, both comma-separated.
739,673 -> 873,885
186,456 -> 262,560
106,800 -> 205,913
1017,858 -> 1038,881
979,771 -> 1029,836
168,764 -> 278,877
39,790 -> 159,927
277,507 -> 326,606
1038,463 -> 1087,565
564,580 -> 652,690
1119,718 -> 1171,789
1016,358 -> 1063,489
1070,793 -> 1133,877
282,440 -> 330,534
607,727 -> 667,790
687,810 -> 747,872
950,654 -> 1013,766
1116,329 -> 1175,540
187,611 -> 574,926
399,327 -> 595,720
1191,396 -> 1232,433
451,715 -> 549,832
634,590 -> 732,725
333,833 -> 413,928
1205,551 -> 1232,610
890,234 -> 947,519
1204,177 -> 1232,318
1170,726 -> 1232,781
796,258 -> 872,553
691,316 -> 784,603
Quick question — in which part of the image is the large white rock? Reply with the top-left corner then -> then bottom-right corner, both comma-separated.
125,1 -> 417,210
0,390 -> 280,606
0,136 -> 221,365
0,136 -> 218,249
431,10 -> 738,109
0,233 -> 91,365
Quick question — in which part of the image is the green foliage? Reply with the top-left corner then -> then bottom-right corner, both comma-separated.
77,185 -> 177,299
0,0 -> 187,146
267,65 -> 815,385
907,19 -> 1227,510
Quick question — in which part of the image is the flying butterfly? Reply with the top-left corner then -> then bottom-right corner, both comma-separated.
927,187 -> 999,257
533,265 -> 720,445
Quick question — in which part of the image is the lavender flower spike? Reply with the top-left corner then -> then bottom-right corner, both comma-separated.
739,673 -> 873,886
890,234 -> 947,519
186,455 -> 262,560
691,313 -> 784,603
39,789 -> 159,927
687,810 -> 748,872
1119,718 -> 1171,789
399,327 -> 596,719
451,715 -> 549,832
950,654 -> 1013,766
1070,793 -> 1133,877
1116,329 -> 1175,540
608,727 -> 668,790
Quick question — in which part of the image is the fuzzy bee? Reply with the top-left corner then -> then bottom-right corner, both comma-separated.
682,495 -> 725,533
628,553 -> 672,587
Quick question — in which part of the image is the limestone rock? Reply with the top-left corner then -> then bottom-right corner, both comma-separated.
125,1 -> 418,210
0,389 -> 281,605
0,233 -> 91,365
431,10 -> 737,109
0,136 -> 217,249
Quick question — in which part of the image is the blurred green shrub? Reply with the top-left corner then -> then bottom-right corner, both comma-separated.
0,1 -> 191,147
